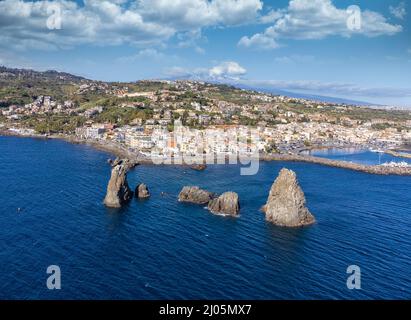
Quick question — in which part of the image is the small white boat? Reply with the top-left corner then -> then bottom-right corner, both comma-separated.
369,148 -> 385,153
381,161 -> 410,168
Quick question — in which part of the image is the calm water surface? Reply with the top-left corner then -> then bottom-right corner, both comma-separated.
303,147 -> 411,166
0,137 -> 410,299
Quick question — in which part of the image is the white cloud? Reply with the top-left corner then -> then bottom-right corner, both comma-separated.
209,61 -> 247,78
238,32 -> 279,49
239,0 -> 402,50
137,0 -> 263,29
176,29 -> 205,51
0,0 -> 263,51
0,0 -> 174,50
390,2 -> 407,19
259,9 -> 282,24
165,61 -> 247,80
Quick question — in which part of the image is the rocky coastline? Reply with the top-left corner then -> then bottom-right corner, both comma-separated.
385,149 -> 411,160
260,153 -> 411,176
1,129 -> 411,176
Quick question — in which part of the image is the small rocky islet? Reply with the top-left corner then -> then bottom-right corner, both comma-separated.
103,158 -> 315,227
178,186 -> 215,205
135,183 -> 150,199
208,192 -> 240,216
178,186 -> 240,216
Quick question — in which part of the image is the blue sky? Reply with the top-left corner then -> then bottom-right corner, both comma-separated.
0,0 -> 410,106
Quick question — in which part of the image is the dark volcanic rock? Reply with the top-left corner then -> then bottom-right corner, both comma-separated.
190,164 -> 207,171
207,192 -> 240,216
262,168 -> 315,227
178,186 -> 215,205
135,183 -> 150,199
103,158 -> 133,208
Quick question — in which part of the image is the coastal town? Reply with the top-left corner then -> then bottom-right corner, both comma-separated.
1,67 -> 411,169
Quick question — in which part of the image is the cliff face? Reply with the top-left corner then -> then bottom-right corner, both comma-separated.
103,158 -> 133,208
263,168 -> 315,227
178,186 -> 215,204
208,192 -> 240,216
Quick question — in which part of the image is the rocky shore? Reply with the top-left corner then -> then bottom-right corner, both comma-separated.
385,150 -> 411,160
2,129 -> 411,176
261,153 -> 411,176
59,136 -> 411,176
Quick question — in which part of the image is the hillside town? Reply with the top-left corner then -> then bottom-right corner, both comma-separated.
1,79 -> 411,160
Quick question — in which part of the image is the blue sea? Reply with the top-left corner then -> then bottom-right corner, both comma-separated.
303,147 -> 411,166
0,136 -> 410,300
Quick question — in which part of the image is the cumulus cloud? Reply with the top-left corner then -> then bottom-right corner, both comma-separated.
0,0 -> 174,50
259,9 -> 282,24
209,61 -> 247,78
0,0 -> 263,51
238,32 -> 278,49
390,2 -> 407,19
239,0 -> 402,50
176,29 -> 206,53
165,61 -> 247,80
136,0 -> 263,29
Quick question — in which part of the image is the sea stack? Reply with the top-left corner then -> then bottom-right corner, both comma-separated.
178,186 -> 215,205
190,164 -> 207,171
135,183 -> 150,199
103,158 -> 133,208
208,192 -> 240,216
263,168 -> 315,227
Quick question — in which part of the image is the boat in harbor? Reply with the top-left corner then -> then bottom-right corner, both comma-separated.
381,161 -> 411,168
369,148 -> 385,153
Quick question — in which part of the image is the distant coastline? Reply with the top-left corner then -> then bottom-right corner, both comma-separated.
1,129 -> 411,176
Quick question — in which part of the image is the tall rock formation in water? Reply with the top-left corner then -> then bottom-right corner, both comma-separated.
263,168 -> 315,227
103,158 -> 133,208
